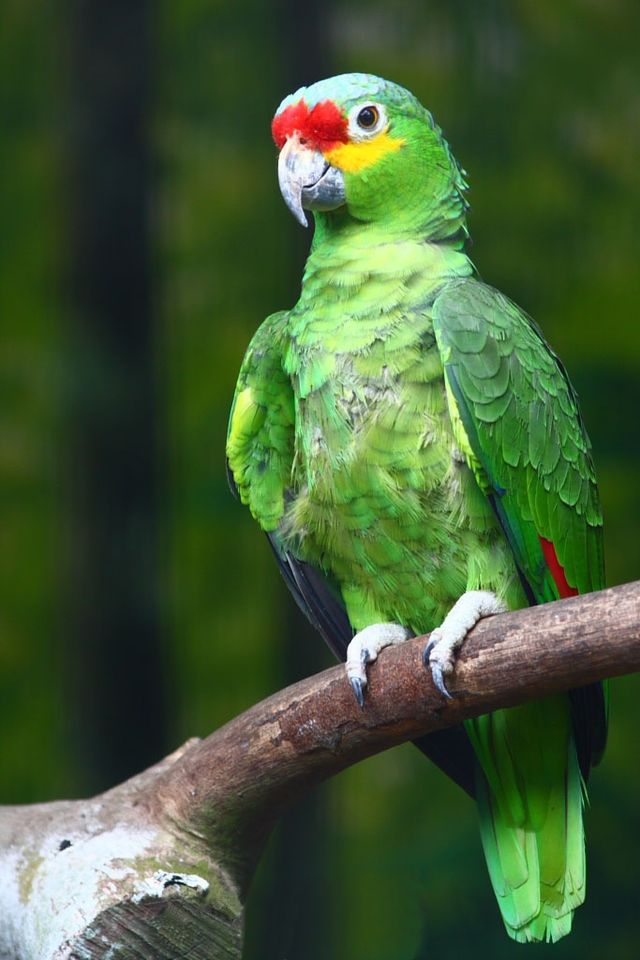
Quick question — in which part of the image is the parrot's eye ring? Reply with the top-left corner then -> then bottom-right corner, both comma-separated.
348,102 -> 387,140
357,105 -> 379,129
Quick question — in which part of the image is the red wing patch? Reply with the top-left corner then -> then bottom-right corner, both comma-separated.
539,537 -> 579,598
272,99 -> 348,151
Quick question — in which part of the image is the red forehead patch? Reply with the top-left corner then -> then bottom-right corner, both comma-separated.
272,99 -> 349,151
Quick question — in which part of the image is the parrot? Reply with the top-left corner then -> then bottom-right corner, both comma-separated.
226,73 -> 607,943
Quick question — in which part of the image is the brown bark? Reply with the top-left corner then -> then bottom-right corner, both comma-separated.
1,580 -> 639,959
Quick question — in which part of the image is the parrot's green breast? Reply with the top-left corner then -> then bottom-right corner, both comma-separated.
279,235 -> 525,631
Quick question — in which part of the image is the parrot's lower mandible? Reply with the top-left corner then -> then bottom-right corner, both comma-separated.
226,73 -> 607,943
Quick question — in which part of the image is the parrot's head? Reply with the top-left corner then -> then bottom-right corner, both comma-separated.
272,73 -> 467,237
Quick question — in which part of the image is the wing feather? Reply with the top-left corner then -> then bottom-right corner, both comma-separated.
432,279 -> 607,773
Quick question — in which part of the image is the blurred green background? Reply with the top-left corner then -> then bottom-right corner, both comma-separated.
1,1 -> 639,957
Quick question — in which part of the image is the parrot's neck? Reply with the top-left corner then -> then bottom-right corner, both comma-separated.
298,212 -> 473,307
311,202 -> 469,247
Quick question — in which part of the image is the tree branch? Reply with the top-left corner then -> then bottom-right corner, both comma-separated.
2,581 -> 639,958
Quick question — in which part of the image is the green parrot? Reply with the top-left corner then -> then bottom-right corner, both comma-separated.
226,73 -> 607,943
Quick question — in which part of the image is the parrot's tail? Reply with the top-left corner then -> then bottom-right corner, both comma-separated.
466,695 -> 586,943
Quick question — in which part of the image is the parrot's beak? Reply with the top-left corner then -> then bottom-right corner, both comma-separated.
277,135 -> 346,228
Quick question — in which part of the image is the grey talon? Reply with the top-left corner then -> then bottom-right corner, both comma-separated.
350,677 -> 365,709
431,664 -> 453,700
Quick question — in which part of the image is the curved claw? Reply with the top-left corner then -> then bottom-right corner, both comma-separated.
350,677 -> 365,709
430,662 -> 453,700
345,622 -> 410,711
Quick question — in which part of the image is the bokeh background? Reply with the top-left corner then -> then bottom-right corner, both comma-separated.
2,1 -> 639,957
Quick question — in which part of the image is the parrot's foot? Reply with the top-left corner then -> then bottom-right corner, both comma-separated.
346,623 -> 412,708
423,591 -> 507,699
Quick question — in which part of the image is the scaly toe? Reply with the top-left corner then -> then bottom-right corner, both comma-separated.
345,622 -> 411,711
422,592 -> 506,700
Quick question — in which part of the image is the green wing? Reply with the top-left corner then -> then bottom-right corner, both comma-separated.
432,278 -> 604,603
226,311 -> 353,657
226,311 -> 295,532
433,278 -> 607,775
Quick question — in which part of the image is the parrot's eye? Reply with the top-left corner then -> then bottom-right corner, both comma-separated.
348,102 -> 387,140
357,105 -> 379,129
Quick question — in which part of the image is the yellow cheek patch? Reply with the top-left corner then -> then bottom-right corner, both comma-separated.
324,131 -> 405,173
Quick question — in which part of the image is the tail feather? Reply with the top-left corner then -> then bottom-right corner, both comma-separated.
467,696 -> 586,943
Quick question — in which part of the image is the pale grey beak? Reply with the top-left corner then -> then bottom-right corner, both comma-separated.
277,135 -> 346,227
